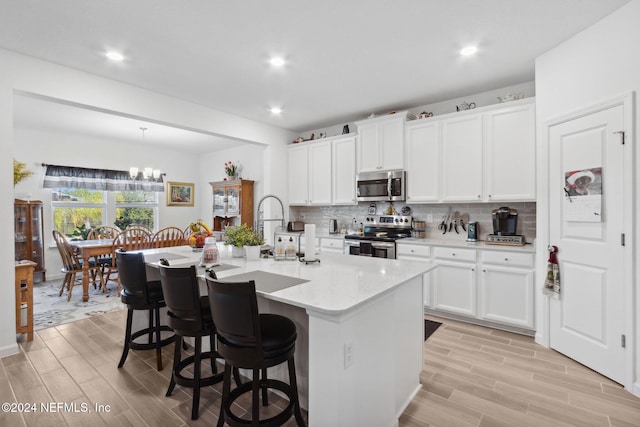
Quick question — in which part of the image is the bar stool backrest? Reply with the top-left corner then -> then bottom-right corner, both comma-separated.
115,250 -> 150,305
158,265 -> 206,335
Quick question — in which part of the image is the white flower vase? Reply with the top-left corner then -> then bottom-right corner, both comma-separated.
245,245 -> 261,260
231,245 -> 244,258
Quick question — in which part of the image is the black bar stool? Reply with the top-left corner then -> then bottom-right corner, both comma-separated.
158,263 -> 226,420
205,274 -> 306,427
115,249 -> 174,371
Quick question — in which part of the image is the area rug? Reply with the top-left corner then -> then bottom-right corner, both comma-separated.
32,279 -> 124,331
424,319 -> 442,341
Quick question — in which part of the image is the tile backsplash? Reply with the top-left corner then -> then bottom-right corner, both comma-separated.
289,202 -> 536,243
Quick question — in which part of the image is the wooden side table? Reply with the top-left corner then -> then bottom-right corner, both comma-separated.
15,260 -> 36,342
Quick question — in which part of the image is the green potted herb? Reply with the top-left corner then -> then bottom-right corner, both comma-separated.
223,223 -> 264,258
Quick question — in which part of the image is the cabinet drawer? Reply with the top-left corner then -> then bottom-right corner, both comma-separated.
321,238 -> 344,250
397,243 -> 430,258
482,251 -> 534,268
433,247 -> 476,262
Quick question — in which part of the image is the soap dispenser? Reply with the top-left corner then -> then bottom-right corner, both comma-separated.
285,237 -> 296,260
275,237 -> 285,260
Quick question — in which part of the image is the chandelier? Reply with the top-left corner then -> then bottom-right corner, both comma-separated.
129,127 -> 164,181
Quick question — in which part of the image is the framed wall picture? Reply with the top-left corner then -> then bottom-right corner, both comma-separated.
166,182 -> 194,206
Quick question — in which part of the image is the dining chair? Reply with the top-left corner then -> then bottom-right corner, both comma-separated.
104,227 -> 153,295
205,274 -> 306,427
152,226 -> 186,248
52,230 -> 103,301
86,225 -> 120,291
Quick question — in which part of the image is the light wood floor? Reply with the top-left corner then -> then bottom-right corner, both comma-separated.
402,316 -> 640,427
2,311 -> 639,426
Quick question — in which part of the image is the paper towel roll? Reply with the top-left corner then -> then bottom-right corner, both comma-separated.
304,224 -> 316,260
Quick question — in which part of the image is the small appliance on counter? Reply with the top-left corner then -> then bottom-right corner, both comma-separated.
329,219 -> 338,234
486,206 -> 526,246
287,221 -> 305,232
466,221 -> 479,242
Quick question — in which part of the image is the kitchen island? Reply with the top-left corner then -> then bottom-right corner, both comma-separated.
142,245 -> 436,427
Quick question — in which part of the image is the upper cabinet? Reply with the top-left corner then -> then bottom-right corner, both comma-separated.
483,102 -> 536,201
14,199 -> 46,281
332,135 -> 357,205
355,111 -> 414,172
405,98 -> 536,203
288,138 -> 333,206
210,180 -> 254,231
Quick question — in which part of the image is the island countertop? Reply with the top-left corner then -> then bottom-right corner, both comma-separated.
144,245 -> 436,315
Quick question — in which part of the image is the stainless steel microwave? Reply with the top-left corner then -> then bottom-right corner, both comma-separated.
356,170 -> 406,202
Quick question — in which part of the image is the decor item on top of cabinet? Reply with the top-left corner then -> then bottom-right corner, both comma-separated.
342,124 -> 350,134
13,159 -> 33,186
166,181 -> 194,206
224,160 -> 240,180
497,92 -> 524,103
456,101 -> 476,111
419,111 -> 433,119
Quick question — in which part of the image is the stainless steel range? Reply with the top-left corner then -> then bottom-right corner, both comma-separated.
344,215 -> 412,259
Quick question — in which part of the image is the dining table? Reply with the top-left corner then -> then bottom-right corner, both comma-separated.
68,238 -> 114,302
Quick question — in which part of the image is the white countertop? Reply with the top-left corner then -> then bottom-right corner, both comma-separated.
142,245 -> 435,316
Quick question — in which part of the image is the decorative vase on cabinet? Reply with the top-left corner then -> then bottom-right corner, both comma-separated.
14,199 -> 46,281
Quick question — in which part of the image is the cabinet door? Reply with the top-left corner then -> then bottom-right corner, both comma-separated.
405,121 -> 440,202
441,115 -> 483,201
288,144 -> 309,205
29,204 -> 44,270
320,238 -> 344,254
432,261 -> 477,316
332,136 -> 357,205
226,187 -> 240,215
480,265 -> 534,329
308,140 -> 332,205
379,117 -> 404,170
484,103 -> 536,201
356,123 -> 381,172
212,187 -> 226,214
14,204 -> 28,261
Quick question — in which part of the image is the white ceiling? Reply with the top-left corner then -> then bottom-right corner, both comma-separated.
1,0 -> 630,152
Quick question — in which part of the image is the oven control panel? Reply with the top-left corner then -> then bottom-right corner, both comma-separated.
364,215 -> 412,226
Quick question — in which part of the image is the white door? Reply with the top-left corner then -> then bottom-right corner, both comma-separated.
548,104 -> 626,384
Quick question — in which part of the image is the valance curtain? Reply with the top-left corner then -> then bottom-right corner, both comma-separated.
42,164 -> 164,192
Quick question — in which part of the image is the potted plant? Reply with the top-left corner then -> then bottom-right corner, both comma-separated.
223,223 -> 264,258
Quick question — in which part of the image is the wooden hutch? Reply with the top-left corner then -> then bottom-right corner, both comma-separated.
14,199 -> 46,281
210,179 -> 254,233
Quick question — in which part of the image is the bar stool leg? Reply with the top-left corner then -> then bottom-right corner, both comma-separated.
191,336 -> 202,420
217,364 -> 232,427
154,306 -> 163,371
261,368 -> 269,406
166,335 -> 181,396
118,308 -> 134,368
288,358 -> 306,426
252,368 -> 260,423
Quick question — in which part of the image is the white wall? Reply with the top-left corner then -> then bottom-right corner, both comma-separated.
0,48 -> 295,357
535,0 -> 640,395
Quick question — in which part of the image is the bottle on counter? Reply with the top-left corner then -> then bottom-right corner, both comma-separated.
275,237 -> 285,260
285,237 -> 296,260
200,237 -> 219,267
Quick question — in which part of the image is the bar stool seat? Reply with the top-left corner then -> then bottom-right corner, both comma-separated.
206,274 -> 306,427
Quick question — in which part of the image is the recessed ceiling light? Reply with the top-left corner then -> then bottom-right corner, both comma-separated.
269,57 -> 285,67
460,46 -> 478,56
270,107 -> 282,115
105,51 -> 125,62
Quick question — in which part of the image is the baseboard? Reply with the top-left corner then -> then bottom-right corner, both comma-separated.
0,342 -> 20,359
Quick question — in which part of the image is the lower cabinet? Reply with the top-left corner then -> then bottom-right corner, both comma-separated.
398,242 -> 535,332
320,237 -> 344,254
432,247 -> 477,317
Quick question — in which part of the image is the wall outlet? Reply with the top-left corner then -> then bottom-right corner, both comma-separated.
344,341 -> 354,369
426,213 -> 433,223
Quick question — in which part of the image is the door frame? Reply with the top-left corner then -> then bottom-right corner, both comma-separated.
536,92 -> 635,392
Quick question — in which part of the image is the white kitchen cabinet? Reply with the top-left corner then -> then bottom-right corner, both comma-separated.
355,112 -> 412,173
405,120 -> 440,202
479,250 -> 535,329
396,242 -> 432,307
288,140 -> 332,206
320,237 -> 344,254
432,247 -> 477,316
483,102 -> 536,201
440,114 -> 483,202
331,135 -> 357,205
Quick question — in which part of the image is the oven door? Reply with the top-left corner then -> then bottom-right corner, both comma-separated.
359,241 -> 396,259
344,239 -> 361,256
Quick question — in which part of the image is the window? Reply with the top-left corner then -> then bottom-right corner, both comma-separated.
52,188 -> 158,237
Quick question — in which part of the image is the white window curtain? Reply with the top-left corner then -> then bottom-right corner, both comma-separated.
42,164 -> 164,192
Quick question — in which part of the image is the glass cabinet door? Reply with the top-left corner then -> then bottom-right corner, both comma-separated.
30,204 -> 44,269
226,187 -> 239,215
14,204 -> 28,261
213,188 -> 226,214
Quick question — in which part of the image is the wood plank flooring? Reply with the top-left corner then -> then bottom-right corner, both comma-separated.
2,311 -> 639,426
402,316 -> 640,427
